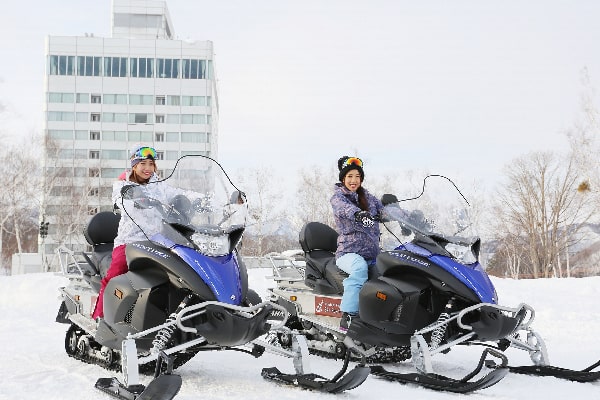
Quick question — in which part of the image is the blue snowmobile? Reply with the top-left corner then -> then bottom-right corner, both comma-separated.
267,175 -> 600,393
55,155 -> 369,400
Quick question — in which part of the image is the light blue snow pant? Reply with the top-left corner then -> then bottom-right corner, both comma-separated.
336,253 -> 369,314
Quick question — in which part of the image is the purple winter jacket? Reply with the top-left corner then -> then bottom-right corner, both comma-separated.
330,183 -> 384,261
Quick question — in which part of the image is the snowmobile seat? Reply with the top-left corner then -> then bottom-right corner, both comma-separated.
83,211 -> 121,279
299,222 -> 347,295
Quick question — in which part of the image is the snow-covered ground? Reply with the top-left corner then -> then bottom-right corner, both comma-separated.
1,270 -> 599,400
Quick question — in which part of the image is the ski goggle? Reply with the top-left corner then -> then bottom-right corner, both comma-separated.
342,157 -> 363,169
131,146 -> 157,160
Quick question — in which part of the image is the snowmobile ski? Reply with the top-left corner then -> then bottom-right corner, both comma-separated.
261,365 -> 370,394
94,375 -> 182,400
136,374 -> 182,400
508,359 -> 600,382
94,377 -> 145,400
370,366 -> 508,393
370,348 -> 509,393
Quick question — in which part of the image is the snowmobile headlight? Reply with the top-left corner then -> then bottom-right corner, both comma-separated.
445,243 -> 477,264
191,232 -> 230,256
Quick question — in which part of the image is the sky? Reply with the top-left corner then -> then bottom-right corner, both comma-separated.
1,270 -> 599,399
1,1 -> 600,188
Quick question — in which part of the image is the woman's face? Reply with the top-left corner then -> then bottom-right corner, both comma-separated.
133,159 -> 155,180
343,169 -> 362,192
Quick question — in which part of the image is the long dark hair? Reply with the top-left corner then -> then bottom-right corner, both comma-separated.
356,186 -> 369,211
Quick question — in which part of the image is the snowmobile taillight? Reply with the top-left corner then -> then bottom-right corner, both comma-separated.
376,291 -> 387,301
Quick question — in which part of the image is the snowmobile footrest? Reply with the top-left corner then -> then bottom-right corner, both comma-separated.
95,377 -> 145,400
508,359 -> 600,382
261,366 -> 370,393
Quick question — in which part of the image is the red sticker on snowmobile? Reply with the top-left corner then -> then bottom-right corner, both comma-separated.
315,296 -> 342,317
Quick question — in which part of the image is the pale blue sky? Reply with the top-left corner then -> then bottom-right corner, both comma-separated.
1,0 -> 599,187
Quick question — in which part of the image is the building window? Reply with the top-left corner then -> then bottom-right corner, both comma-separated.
130,113 -> 151,124
77,56 -> 101,76
130,57 -> 154,78
181,132 -> 208,143
89,188 -> 99,196
91,95 -> 101,104
155,114 -> 165,124
104,94 -> 127,104
49,55 -> 76,76
90,131 -> 100,140
157,58 -> 180,79
182,59 -> 206,79
91,113 -> 101,122
89,168 -> 100,178
155,132 -> 165,142
89,151 -> 100,159
48,92 -> 75,103
156,151 -> 164,160
167,95 -> 180,106
129,95 -> 153,105
88,206 -> 98,215
103,57 -> 127,77
76,93 -> 90,104
156,96 -> 166,105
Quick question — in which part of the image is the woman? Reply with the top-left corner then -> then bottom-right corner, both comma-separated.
330,156 -> 383,331
92,145 -> 161,319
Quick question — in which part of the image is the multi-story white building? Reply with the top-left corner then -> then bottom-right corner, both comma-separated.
42,0 -> 218,262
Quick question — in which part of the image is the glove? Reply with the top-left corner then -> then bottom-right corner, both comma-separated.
381,193 -> 398,206
355,211 -> 375,228
120,184 -> 136,199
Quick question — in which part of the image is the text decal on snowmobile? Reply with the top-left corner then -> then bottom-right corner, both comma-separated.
389,250 -> 431,268
131,242 -> 171,259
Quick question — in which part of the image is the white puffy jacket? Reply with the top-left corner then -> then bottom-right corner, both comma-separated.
112,174 -> 182,248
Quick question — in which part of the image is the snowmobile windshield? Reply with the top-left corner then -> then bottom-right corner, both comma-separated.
119,155 -> 247,255
380,175 -> 479,264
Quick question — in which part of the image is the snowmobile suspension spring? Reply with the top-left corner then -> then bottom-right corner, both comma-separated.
430,298 -> 455,350
150,295 -> 194,354
151,313 -> 178,353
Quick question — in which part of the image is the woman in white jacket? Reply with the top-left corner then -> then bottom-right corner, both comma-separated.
92,145 -> 162,320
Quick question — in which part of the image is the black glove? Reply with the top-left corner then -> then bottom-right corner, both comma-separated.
381,193 -> 398,206
120,184 -> 136,199
355,211 -> 375,228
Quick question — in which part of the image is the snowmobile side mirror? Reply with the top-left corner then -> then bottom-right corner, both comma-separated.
381,193 -> 398,206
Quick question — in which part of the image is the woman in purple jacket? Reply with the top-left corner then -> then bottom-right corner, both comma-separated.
330,156 -> 383,331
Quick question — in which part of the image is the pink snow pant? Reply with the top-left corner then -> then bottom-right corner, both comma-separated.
92,244 -> 127,319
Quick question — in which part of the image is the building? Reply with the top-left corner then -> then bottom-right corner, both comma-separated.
42,0 -> 218,265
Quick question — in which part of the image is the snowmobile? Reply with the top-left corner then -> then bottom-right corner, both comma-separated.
55,155 -> 369,400
267,175 -> 600,393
